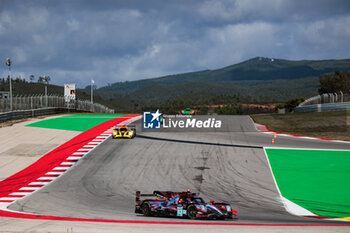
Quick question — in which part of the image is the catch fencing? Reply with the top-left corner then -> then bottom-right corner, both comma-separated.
299,92 -> 350,106
0,95 -> 114,114
295,102 -> 350,113
296,92 -> 350,113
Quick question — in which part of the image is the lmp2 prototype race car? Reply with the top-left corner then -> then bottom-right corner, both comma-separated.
112,125 -> 136,139
135,190 -> 238,220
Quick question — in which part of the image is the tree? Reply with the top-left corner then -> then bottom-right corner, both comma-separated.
318,71 -> 350,94
45,76 -> 51,84
197,105 -> 209,115
275,103 -> 285,110
215,103 -> 243,115
38,75 -> 51,84
38,76 -> 44,83
29,75 -> 35,82
284,97 -> 305,112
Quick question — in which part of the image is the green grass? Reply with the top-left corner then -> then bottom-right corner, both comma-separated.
266,148 -> 350,218
26,114 -> 126,131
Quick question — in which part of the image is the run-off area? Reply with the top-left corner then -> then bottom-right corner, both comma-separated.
26,114 -> 127,131
265,148 -> 350,219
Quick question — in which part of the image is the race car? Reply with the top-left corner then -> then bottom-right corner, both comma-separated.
135,190 -> 238,220
112,125 -> 136,139
181,108 -> 195,115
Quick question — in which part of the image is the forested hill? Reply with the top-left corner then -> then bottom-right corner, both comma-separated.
93,57 -> 350,103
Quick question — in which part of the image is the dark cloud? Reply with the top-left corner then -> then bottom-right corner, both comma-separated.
0,0 -> 349,88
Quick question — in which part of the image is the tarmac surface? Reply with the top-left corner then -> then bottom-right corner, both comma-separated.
8,116 -> 350,227
0,115 -> 80,182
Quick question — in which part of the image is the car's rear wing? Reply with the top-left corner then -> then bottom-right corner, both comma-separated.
135,190 -> 197,205
135,190 -> 198,214
114,124 -> 136,130
135,191 -> 154,206
115,124 -> 136,128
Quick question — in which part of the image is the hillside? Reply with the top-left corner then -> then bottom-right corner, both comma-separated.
2,57 -> 349,113
94,57 -> 350,103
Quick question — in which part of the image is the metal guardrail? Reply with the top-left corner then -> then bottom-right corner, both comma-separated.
296,92 -> 350,112
299,92 -> 350,106
0,95 -> 114,114
295,102 -> 350,113
0,95 -> 115,122
0,108 -> 66,123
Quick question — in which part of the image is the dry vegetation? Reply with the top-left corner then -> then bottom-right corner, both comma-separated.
251,110 -> 350,141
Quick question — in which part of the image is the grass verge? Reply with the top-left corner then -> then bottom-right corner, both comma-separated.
251,110 -> 349,141
26,114 -> 127,131
266,148 -> 350,218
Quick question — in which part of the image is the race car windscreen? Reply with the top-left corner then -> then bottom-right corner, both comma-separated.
192,197 -> 205,204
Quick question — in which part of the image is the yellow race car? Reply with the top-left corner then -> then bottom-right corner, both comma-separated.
112,125 -> 136,139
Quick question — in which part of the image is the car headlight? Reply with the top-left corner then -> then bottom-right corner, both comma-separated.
226,205 -> 231,212
112,131 -> 117,135
128,131 -> 133,136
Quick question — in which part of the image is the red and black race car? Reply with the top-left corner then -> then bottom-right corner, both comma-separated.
135,190 -> 238,220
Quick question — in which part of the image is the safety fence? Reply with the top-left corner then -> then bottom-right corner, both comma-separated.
295,102 -> 350,113
296,92 -> 350,113
0,108 -> 66,123
299,92 -> 350,106
0,95 -> 114,114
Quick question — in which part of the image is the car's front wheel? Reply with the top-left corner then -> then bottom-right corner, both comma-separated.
187,205 -> 197,219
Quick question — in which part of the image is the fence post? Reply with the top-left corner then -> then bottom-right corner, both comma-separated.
340,91 -> 343,102
0,94 -> 113,114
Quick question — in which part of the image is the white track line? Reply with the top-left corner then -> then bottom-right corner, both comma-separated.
28,182 -> 50,186
78,148 -> 91,151
66,156 -> 82,160
60,162 -> 75,165
265,146 -> 350,151
72,152 -> 86,155
37,177 -> 57,180
88,142 -> 99,145
92,139 -> 104,142
0,197 -> 20,201
19,187 -> 41,191
46,172 -> 64,175
263,147 -> 318,217
53,167 -> 70,170
9,192 -> 33,196
254,123 -> 350,144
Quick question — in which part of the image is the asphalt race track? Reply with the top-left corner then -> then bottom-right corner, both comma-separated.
9,116 -> 350,224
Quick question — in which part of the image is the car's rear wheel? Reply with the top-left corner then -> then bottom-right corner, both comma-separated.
141,202 -> 152,216
187,205 -> 197,219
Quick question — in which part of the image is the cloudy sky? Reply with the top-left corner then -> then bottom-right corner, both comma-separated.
0,0 -> 350,88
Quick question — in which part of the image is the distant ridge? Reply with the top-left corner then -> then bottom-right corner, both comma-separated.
95,57 -> 350,103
